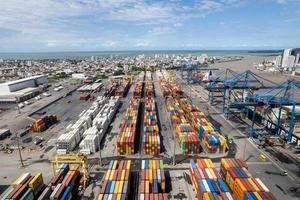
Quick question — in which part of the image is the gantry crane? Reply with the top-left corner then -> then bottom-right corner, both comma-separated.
223,70 -> 276,116
180,61 -> 218,84
236,79 -> 300,142
51,153 -> 90,188
206,68 -> 239,111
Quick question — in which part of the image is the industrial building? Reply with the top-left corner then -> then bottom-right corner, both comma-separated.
0,75 -> 48,103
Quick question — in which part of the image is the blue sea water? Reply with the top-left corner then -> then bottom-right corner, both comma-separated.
0,50 -> 281,60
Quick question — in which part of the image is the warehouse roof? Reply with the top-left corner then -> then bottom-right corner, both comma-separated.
0,75 -> 47,86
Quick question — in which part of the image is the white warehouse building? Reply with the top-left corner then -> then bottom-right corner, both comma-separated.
0,75 -> 48,103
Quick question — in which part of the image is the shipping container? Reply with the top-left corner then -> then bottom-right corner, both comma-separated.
0,186 -> 14,200
37,186 -> 52,200
140,160 -> 168,199
19,188 -> 34,200
98,160 -> 131,200
117,96 -> 140,155
189,159 -> 234,200
143,88 -> 161,155
28,172 -> 44,195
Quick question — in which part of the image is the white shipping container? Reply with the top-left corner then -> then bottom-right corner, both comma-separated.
80,149 -> 91,155
50,184 -> 61,200
255,178 -> 269,192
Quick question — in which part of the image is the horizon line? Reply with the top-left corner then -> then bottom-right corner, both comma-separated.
0,49 -> 284,54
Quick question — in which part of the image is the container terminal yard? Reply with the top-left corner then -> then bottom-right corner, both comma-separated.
1,67 -> 300,200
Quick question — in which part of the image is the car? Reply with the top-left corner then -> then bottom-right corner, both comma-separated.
43,92 -> 51,97
24,101 -> 32,105
34,136 -> 44,145
18,103 -> 25,108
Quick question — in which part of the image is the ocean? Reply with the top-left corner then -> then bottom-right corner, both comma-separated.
0,50 -> 282,60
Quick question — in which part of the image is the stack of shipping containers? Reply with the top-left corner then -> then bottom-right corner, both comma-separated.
140,160 -> 168,200
32,115 -> 58,132
115,79 -> 131,97
158,70 -> 226,154
98,160 -> 131,200
117,97 -> 140,155
134,72 -> 144,98
189,159 -> 234,200
179,98 -> 227,153
143,72 -> 161,155
220,159 -> 277,200
158,78 -> 171,97
165,97 -> 201,154
157,71 -> 200,154
0,164 -> 83,200
0,172 -> 44,200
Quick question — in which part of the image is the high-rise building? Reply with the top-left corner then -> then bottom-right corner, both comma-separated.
278,48 -> 299,70
291,48 -> 300,66
275,55 -> 282,67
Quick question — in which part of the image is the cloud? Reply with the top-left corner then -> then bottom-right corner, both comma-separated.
0,0 -> 249,51
195,0 -> 246,15
173,23 -> 183,27
135,41 -> 150,47
148,27 -> 171,35
275,0 -> 300,4
102,41 -> 117,48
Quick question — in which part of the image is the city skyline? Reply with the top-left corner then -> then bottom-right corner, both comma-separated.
1,0 -> 300,52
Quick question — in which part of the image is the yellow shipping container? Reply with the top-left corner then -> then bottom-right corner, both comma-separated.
149,160 -> 153,169
114,181 -> 119,194
226,170 -> 235,191
234,179 -> 247,200
104,169 -> 110,181
221,159 -> 229,170
117,193 -> 122,200
109,170 -> 115,181
204,159 -> 211,168
98,193 -> 104,200
118,181 -> 124,194
113,160 -> 118,170
248,178 -> 260,192
126,160 -> 131,170
253,192 -> 263,200
149,169 -> 153,182
203,192 -> 211,200
145,180 -> 149,193
208,159 -> 214,168
29,173 -> 43,191
12,173 -> 28,188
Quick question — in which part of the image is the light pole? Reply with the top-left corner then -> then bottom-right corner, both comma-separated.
16,132 -> 24,167
15,97 -> 21,114
172,127 -> 176,166
97,132 -> 103,167
243,138 -> 247,160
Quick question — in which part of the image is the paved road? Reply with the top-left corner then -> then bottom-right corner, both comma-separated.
153,72 -> 182,157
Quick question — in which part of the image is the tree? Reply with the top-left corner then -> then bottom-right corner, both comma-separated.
113,69 -> 125,76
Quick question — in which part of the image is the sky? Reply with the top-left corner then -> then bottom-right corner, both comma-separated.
0,0 -> 300,52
